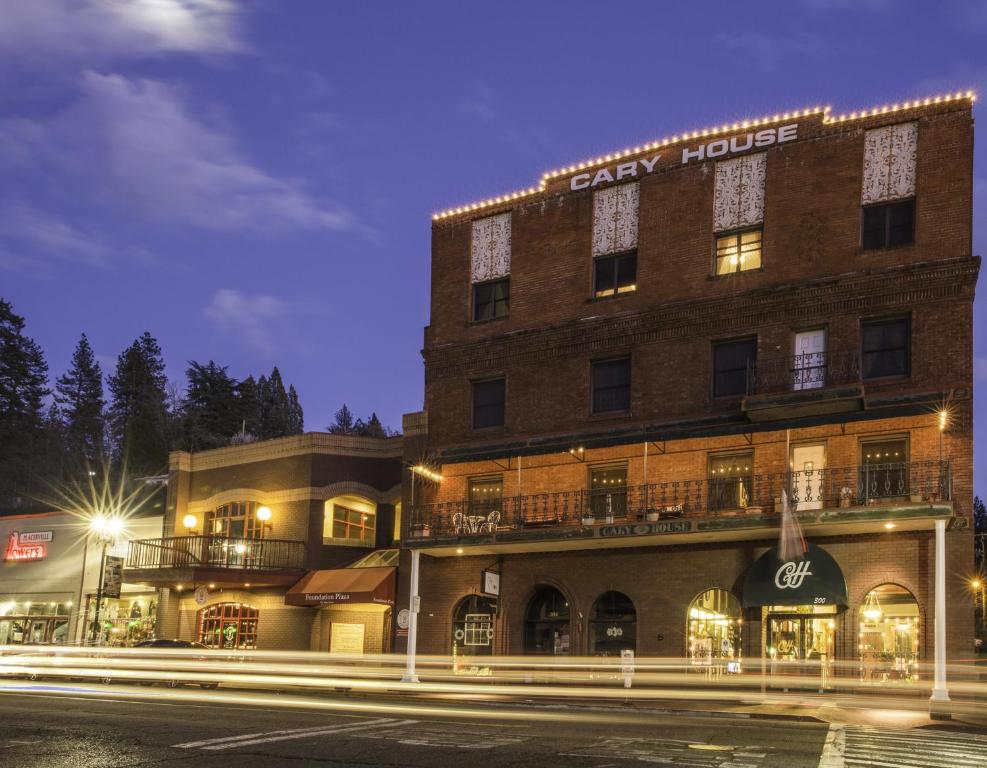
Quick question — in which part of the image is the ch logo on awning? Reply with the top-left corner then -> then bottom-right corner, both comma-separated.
775,560 -> 813,589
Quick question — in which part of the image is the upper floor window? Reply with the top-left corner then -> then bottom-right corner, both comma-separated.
861,317 -> 910,379
471,213 -> 511,319
594,250 -> 637,298
325,499 -> 376,547
708,451 -> 754,512
473,278 -> 509,322
712,338 -> 756,398
714,152 -> 766,239
592,183 -> 639,258
592,357 -> 631,414
207,501 -> 262,540
588,464 -> 628,519
862,199 -> 914,250
472,377 -> 505,430
715,228 -> 762,275
861,122 -> 917,205
469,476 -> 503,516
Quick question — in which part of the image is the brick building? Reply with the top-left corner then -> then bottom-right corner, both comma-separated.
125,434 -> 403,653
402,92 -> 979,688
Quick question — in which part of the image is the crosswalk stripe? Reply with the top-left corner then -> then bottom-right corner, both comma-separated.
173,723 -> 367,749
201,718 -> 418,750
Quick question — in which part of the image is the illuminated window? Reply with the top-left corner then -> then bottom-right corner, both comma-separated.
206,501 -> 263,540
715,228 -> 762,275
473,278 -> 509,322
859,584 -> 920,683
588,464 -> 627,519
330,503 -> 376,546
688,589 -> 742,667
452,594 -> 496,656
593,251 -> 637,298
712,337 -> 756,397
863,199 -> 914,250
468,476 -> 503,516
860,437 -> 909,498
861,317 -> 909,379
472,378 -> 505,429
198,602 -> 258,649
591,357 -> 631,413
708,452 -> 753,512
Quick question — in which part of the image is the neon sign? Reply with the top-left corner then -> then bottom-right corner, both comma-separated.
4,531 -> 50,562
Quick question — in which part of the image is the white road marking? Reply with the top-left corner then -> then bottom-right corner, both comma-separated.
561,736 -> 775,766
173,723 -> 369,749
836,726 -> 987,768
817,724 -> 845,768
354,722 -> 528,750
201,717 -> 417,750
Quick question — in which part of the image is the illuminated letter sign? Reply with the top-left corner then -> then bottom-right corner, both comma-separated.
4,531 -> 49,561
570,155 -> 662,191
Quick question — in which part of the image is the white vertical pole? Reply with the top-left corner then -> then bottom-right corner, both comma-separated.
930,518 -> 950,706
643,442 -> 649,511
402,548 -> 421,683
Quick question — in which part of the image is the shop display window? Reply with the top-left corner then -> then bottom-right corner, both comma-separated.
0,599 -> 73,645
858,584 -> 920,683
198,602 -> 259,649
452,594 -> 496,657
84,593 -> 157,646
688,589 -> 742,669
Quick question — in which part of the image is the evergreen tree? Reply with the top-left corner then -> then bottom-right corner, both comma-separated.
286,384 -> 304,434
54,333 -> 105,467
180,361 -> 240,450
362,412 -> 387,438
259,367 -> 290,438
108,332 -> 169,475
327,403 -> 355,434
235,375 -> 261,437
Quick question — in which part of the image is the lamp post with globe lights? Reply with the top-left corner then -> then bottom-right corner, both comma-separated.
88,514 -> 125,646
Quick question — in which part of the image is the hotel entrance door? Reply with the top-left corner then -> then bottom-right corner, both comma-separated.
767,612 -> 836,690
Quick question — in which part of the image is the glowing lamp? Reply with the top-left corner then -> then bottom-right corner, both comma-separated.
182,514 -> 197,532
256,506 -> 272,522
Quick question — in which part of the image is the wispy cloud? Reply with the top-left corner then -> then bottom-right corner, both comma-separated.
0,72 -> 353,233
0,0 -> 243,63
0,206 -> 114,269
204,288 -> 290,355
460,82 -> 498,122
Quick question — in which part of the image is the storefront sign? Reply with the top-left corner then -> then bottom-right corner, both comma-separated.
102,556 -> 123,599
599,520 -> 691,538
4,531 -> 51,561
330,622 -> 365,655
570,156 -> 661,190
742,544 -> 848,609
481,570 -> 500,596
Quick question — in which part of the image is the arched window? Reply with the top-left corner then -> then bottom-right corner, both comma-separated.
198,603 -> 259,649
206,501 -> 263,539
452,595 -> 496,656
687,589 -> 742,667
523,586 -> 570,655
589,591 -> 636,656
859,584 -> 919,683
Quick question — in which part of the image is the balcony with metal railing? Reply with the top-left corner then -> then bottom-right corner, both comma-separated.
742,349 -> 865,421
407,460 -> 952,555
124,536 -> 308,587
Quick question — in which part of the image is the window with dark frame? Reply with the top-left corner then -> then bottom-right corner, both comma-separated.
472,377 -> 505,429
712,338 -> 757,397
860,437 -> 910,498
708,452 -> 754,512
861,317 -> 910,379
588,464 -> 628,519
472,278 -> 509,322
715,228 -> 762,275
331,504 -> 376,545
593,251 -> 637,298
862,199 -> 915,250
468,476 -> 503,516
591,357 -> 631,414
198,603 -> 259,650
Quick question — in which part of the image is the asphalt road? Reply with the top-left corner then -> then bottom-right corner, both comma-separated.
1,683 -> 986,767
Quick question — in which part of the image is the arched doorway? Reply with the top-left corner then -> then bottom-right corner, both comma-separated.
687,589 -> 742,668
452,594 -> 496,657
523,586 -> 570,655
589,591 -> 636,656
198,602 -> 259,649
859,584 -> 920,683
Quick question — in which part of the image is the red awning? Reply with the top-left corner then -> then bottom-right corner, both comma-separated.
285,566 -> 395,607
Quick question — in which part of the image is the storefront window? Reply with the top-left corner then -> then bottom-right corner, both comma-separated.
859,584 -> 919,683
452,595 -> 496,657
589,591 -> 636,656
0,599 -> 73,645
85,593 -> 157,647
688,589 -> 742,669
198,602 -> 259,649
523,586 -> 570,655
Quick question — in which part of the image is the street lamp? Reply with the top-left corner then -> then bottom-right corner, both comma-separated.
256,505 -> 272,534
972,578 -> 986,642
88,514 -> 124,646
182,514 -> 198,535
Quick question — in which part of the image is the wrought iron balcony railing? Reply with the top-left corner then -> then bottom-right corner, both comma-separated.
408,460 -> 950,539
126,536 -> 307,571
746,349 -> 860,395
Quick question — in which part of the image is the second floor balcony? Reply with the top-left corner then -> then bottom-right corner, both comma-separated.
408,460 -> 952,554
124,535 -> 307,587
743,349 -> 865,421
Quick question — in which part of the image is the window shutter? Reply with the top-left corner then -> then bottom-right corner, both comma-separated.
713,153 -> 766,232
592,183 -> 639,256
471,213 -> 511,283
861,122 -> 917,204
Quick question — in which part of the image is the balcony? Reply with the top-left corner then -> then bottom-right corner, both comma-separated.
407,460 -> 952,555
743,350 -> 864,421
124,536 -> 307,587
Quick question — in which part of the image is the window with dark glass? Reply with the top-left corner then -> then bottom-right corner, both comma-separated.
452,594 -> 497,656
588,464 -> 628,520
712,338 -> 756,397
472,377 -> 505,429
862,199 -> 914,250
715,228 -> 762,275
861,318 -> 910,379
593,251 -> 637,298
523,586 -> 570,655
591,357 -> 631,413
472,278 -> 509,322
468,476 -> 503,517
708,451 -> 754,512
331,504 -> 376,546
589,591 -> 636,656
860,438 -> 909,499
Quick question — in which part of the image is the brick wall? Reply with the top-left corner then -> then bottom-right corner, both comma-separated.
174,588 -> 314,651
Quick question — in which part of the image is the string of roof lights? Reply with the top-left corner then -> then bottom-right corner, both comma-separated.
431,90 -> 976,222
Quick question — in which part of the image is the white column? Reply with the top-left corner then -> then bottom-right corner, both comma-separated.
930,518 -> 950,704
402,548 -> 421,683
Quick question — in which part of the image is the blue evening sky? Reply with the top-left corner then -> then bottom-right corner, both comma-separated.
1,2 -> 984,494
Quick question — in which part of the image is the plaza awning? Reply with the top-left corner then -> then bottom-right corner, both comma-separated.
285,566 -> 395,607
742,544 -> 848,609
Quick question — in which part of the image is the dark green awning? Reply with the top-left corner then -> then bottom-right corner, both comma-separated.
742,544 -> 848,609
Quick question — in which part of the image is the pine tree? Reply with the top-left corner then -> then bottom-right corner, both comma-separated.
180,361 -> 240,450
286,385 -> 304,434
0,298 -> 50,507
259,367 -> 290,438
235,375 -> 261,437
108,332 -> 169,475
55,333 -> 105,467
363,412 -> 387,438
327,403 -> 355,434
